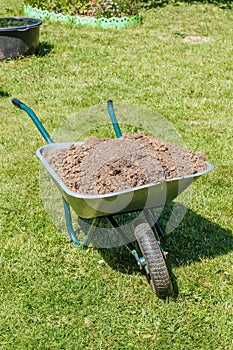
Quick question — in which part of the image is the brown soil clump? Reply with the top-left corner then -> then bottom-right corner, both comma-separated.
43,133 -> 207,195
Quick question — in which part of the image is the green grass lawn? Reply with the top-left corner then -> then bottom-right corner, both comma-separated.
1,1 -> 232,349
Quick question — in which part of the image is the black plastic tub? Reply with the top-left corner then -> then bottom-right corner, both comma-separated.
0,17 -> 42,60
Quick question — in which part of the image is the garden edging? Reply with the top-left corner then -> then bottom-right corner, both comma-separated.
24,5 -> 142,29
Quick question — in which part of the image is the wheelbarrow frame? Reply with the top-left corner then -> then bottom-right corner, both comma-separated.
12,98 -> 213,298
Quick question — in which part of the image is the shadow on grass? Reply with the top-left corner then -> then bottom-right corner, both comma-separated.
97,206 -> 232,267
140,0 -> 232,9
180,0 -> 232,6
36,42 -> 54,57
0,90 -> 10,97
95,204 -> 232,297
161,204 -> 233,267
0,42 -> 53,63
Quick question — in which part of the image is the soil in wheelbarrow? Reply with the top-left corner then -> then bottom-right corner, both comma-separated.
43,133 -> 207,195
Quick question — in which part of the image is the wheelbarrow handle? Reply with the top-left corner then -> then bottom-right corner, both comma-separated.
107,100 -> 122,138
12,98 -> 23,108
12,98 -> 53,144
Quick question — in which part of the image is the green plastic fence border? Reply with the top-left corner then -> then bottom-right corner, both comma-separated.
24,5 -> 142,29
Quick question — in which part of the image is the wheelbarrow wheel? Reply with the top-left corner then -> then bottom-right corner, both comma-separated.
133,219 -> 173,298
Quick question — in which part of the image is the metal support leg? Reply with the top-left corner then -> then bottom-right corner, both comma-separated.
63,197 -> 100,247
107,216 -> 146,268
82,217 -> 102,247
63,197 -> 82,246
143,208 -> 165,240
143,208 -> 168,257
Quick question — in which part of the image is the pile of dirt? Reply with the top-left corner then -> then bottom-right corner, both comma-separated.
43,133 -> 207,195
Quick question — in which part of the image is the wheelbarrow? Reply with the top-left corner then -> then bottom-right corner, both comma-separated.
12,98 -> 214,298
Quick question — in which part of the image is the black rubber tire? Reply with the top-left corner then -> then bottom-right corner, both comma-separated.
134,219 -> 173,298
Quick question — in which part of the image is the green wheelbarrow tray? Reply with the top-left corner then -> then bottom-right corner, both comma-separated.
37,142 -> 214,219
